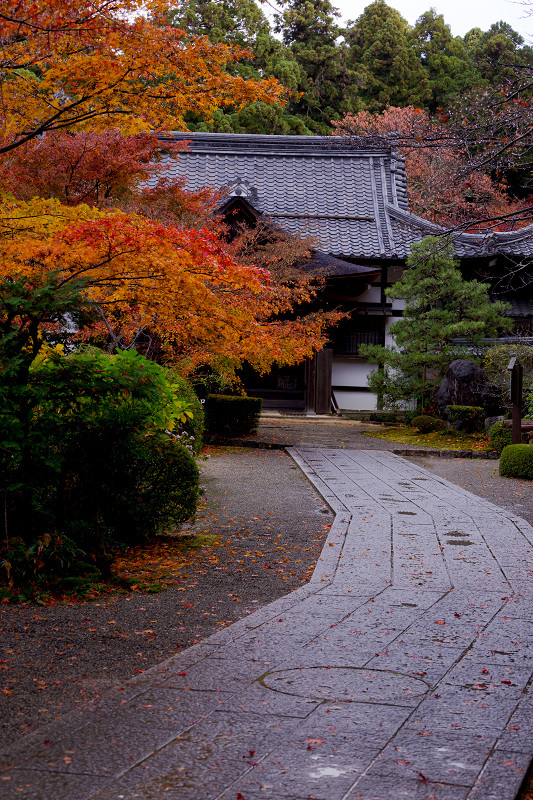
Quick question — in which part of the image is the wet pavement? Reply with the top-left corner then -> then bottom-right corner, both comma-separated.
1,448 -> 533,799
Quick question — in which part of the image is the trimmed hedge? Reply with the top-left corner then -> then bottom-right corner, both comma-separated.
499,444 -> 533,480
446,405 -> 484,432
411,415 -> 445,433
488,421 -> 513,454
206,395 -> 262,437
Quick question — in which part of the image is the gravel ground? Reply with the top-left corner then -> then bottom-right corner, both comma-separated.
2,415 -> 532,753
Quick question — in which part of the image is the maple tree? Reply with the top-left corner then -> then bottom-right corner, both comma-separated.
334,105 -> 528,230
0,0 -> 338,374
0,194 -> 338,373
0,0 -> 286,153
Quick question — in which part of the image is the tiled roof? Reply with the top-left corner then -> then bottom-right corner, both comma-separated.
387,205 -> 533,260
157,132 -> 533,261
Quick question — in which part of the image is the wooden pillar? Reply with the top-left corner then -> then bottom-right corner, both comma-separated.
315,348 -> 333,415
510,360 -> 523,445
304,349 -> 333,414
304,355 -> 316,413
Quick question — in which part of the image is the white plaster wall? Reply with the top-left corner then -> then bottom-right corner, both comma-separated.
334,390 -> 378,411
332,358 -> 378,411
352,286 -> 381,303
384,318 -> 396,348
389,298 -> 406,312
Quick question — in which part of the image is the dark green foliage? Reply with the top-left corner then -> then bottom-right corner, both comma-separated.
411,9 -> 480,111
446,405 -> 484,432
499,444 -> 533,480
411,415 -> 445,433
370,412 -> 397,424
464,22 -> 533,86
206,394 -> 262,436
345,0 -> 429,111
164,369 -> 205,453
1,340 -> 201,594
277,0 -> 359,130
488,420 -> 513,453
361,237 -> 512,410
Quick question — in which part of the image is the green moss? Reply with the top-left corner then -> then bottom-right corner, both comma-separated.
499,444 -> 533,480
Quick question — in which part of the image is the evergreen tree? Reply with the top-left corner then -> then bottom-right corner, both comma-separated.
360,237 -> 512,409
276,0 -> 359,132
464,22 -> 533,86
345,0 -> 428,111
412,10 -> 480,111
171,0 -> 309,133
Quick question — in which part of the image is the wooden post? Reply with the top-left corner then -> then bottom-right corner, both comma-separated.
315,349 -> 333,415
304,355 -> 316,414
509,358 -> 523,445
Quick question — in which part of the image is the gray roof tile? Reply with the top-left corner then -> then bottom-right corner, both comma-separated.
156,132 -> 533,261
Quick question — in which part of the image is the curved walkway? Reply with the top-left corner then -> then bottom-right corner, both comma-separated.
2,449 -> 533,799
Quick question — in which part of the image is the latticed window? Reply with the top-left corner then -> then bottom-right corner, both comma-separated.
332,316 -> 385,356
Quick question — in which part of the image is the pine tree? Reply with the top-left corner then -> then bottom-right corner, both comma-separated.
276,0 -> 359,132
360,237 -> 512,409
345,0 -> 428,111
412,10 -> 480,111
171,0 -> 309,133
464,21 -> 533,86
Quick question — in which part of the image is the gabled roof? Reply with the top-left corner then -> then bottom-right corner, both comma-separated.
157,132 -> 533,261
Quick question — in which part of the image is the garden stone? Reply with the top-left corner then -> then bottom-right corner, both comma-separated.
436,358 -> 492,416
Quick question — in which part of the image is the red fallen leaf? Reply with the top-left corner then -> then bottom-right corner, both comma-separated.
508,726 -> 520,730
454,612 -> 461,618
237,794 -> 245,800
434,694 -> 441,698
503,761 -> 515,766
501,680 -> 512,684
249,750 -> 255,757
177,672 -> 187,676
481,669 -> 490,674
435,620 -> 445,625
135,670 -> 144,674
395,760 -> 410,765
305,738 -> 323,744
419,772 -> 429,783
418,731 -> 432,736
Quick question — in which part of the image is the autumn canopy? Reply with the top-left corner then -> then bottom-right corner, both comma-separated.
0,0 -> 336,375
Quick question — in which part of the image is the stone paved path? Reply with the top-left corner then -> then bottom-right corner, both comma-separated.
2,449 -> 533,800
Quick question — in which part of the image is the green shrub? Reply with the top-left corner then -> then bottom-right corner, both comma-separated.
411,415 -> 445,433
488,421 -> 513,454
446,405 -> 484,432
206,394 -> 262,437
370,412 -> 397,424
164,370 -> 204,454
2,350 -> 200,560
499,444 -> 533,480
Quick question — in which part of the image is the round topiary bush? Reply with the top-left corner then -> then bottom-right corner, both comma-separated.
488,421 -> 513,454
499,444 -> 533,480
411,415 -> 446,434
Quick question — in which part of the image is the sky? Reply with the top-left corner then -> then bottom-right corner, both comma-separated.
333,0 -> 532,38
